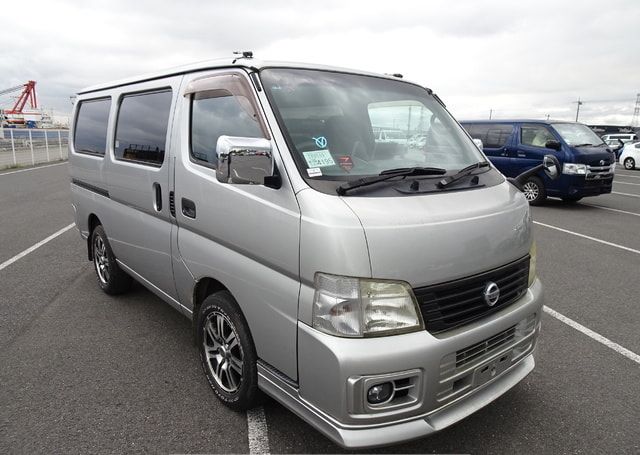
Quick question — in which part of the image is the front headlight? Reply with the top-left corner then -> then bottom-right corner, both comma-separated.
528,241 -> 537,287
312,273 -> 424,337
562,163 -> 587,175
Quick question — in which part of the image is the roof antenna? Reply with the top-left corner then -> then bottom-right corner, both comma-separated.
232,50 -> 253,63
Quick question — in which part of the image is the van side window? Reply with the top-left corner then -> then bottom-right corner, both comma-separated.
74,98 -> 111,156
464,124 -> 512,148
115,89 -> 172,166
190,91 -> 264,167
521,124 -> 555,148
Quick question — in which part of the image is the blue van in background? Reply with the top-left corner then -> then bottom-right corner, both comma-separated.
460,120 -> 615,204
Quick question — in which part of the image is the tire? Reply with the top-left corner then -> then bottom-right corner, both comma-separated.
91,225 -> 132,295
561,196 -> 583,203
197,291 -> 260,411
522,176 -> 546,206
624,157 -> 635,170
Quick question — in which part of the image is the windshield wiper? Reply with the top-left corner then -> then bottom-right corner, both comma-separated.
573,143 -> 594,147
336,167 -> 446,195
436,161 -> 490,188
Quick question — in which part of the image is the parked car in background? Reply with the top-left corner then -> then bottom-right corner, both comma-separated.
601,133 -> 638,144
604,138 -> 625,159
619,141 -> 640,170
461,120 -> 614,205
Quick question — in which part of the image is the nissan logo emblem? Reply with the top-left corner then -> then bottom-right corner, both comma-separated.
483,282 -> 500,307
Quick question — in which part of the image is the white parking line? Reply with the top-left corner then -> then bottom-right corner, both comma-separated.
614,181 -> 640,186
0,223 -> 75,271
543,306 -> 640,365
612,191 -> 640,198
0,161 -> 67,176
615,174 -> 640,179
247,406 -> 270,454
581,203 -> 640,218
533,221 -> 640,254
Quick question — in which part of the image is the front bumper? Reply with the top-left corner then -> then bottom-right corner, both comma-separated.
259,279 -> 543,449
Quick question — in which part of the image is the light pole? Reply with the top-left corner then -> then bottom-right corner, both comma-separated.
574,97 -> 583,122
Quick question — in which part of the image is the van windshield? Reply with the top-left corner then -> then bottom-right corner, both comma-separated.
552,123 -> 605,146
260,69 -> 484,180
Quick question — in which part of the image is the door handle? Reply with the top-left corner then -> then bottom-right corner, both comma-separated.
181,198 -> 196,218
152,183 -> 162,211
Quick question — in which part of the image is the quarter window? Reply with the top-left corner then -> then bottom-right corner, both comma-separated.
74,98 -> 111,156
190,91 -> 264,167
521,124 -> 556,148
115,89 -> 172,166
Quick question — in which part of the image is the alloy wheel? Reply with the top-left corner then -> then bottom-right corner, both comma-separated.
203,311 -> 244,393
93,235 -> 110,284
522,181 -> 539,201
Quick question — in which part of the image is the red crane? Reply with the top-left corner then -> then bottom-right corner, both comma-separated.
1,81 -> 38,125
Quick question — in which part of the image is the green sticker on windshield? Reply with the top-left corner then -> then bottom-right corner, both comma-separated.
303,150 -> 335,168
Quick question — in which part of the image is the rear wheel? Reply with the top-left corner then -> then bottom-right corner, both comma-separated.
91,225 -> 132,295
624,157 -> 635,170
522,176 -> 546,206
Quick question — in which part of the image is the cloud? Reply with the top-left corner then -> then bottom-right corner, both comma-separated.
1,0 -> 639,125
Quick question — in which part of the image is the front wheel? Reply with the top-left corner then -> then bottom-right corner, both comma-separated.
197,291 -> 260,411
522,176 -> 547,206
624,157 -> 635,170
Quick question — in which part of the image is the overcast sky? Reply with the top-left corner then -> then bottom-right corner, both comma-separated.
1,0 -> 639,125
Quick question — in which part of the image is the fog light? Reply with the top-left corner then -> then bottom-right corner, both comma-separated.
367,382 -> 393,404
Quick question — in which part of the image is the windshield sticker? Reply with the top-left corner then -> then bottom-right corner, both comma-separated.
338,156 -> 354,172
307,167 -> 323,177
303,150 -> 335,168
313,136 -> 328,148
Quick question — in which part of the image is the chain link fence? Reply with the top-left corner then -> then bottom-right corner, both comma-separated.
0,128 -> 69,169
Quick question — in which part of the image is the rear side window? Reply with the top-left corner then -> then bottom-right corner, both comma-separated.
463,123 -> 513,148
115,89 -> 172,166
74,98 -> 111,156
190,91 -> 264,167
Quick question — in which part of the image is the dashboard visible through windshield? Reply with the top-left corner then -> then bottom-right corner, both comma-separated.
260,69 -> 485,188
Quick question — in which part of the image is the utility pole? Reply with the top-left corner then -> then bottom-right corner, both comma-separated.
489,109 -> 493,119
632,93 -> 640,127
573,97 -> 583,122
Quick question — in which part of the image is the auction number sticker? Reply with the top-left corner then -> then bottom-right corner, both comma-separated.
303,150 -> 335,168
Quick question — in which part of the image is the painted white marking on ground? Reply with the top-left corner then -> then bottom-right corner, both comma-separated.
615,180 -> 640,186
247,406 -> 270,455
612,191 -> 640,198
0,223 -> 75,271
615,172 -> 640,178
0,161 -> 67,176
581,203 -> 640,218
543,306 -> 640,365
533,221 -> 640,255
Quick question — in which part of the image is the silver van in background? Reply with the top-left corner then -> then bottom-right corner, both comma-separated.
69,57 -> 552,448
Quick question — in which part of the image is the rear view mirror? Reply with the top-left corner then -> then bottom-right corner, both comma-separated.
542,154 -> 560,180
472,138 -> 483,151
216,136 -> 280,188
545,140 -> 561,151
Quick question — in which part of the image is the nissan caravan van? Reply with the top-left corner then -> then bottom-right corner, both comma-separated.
70,57 -> 548,448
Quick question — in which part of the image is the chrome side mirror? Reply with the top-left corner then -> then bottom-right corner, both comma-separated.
472,138 -> 483,151
542,154 -> 560,180
216,136 -> 278,187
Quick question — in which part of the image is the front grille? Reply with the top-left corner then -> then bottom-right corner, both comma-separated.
414,256 -> 530,334
586,157 -> 615,180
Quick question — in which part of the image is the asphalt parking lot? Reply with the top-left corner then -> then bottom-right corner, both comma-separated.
1,162 -> 638,454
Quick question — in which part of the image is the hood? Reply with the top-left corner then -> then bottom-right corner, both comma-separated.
340,182 -> 532,288
568,146 -> 614,165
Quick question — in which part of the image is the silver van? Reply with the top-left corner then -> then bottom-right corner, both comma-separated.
69,56 -> 551,448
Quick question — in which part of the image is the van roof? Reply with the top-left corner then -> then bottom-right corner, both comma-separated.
78,58 -> 417,95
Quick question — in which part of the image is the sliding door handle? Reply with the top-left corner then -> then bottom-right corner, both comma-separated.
181,198 -> 196,219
